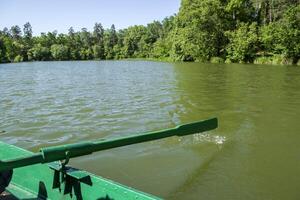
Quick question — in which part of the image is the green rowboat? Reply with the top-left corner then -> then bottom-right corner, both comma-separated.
0,118 -> 218,200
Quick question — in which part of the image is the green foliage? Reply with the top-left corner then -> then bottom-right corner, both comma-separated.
225,0 -> 255,23
254,55 -> 294,65
79,48 -> 93,60
121,25 -> 147,58
13,55 -> 23,62
278,5 -> 300,63
10,25 -> 22,39
3,40 -> 25,62
28,44 -> 51,61
271,55 -> 293,65
92,45 -> 104,60
92,23 -> 105,59
171,0 -> 227,62
0,1 -> 298,65
50,44 -> 69,60
104,24 -> 118,59
151,38 -> 171,58
252,0 -> 299,24
225,22 -> 258,63
210,57 -> 225,63
0,38 -> 7,62
23,22 -> 33,39
253,56 -> 273,64
260,5 -> 300,63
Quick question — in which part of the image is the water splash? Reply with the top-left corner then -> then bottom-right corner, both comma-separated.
179,132 -> 226,147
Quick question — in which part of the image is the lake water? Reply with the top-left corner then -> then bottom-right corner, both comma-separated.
0,61 -> 300,199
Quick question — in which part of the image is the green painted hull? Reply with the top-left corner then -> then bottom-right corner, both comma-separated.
0,141 -> 161,200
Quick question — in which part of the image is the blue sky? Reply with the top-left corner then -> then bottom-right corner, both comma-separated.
0,0 -> 180,35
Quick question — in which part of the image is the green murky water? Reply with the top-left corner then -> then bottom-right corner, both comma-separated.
1,61 -> 300,199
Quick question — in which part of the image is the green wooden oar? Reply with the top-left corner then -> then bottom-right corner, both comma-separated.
0,118 -> 218,172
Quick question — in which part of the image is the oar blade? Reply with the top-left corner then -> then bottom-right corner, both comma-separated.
175,118 -> 218,136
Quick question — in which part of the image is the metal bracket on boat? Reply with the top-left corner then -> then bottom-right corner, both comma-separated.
0,169 -> 13,194
48,158 -> 92,198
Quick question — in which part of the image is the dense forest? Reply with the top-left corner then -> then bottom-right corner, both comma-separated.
0,0 -> 299,65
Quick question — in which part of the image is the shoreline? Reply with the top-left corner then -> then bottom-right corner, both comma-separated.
1,57 -> 299,66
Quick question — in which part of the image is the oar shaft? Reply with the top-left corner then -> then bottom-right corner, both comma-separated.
0,154 -> 44,171
0,118 -> 218,172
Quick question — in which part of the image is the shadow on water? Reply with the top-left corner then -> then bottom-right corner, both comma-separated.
167,139 -> 235,199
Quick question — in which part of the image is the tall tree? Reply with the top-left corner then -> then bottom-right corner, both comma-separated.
93,23 -> 104,43
104,24 -> 118,59
10,25 -> 22,39
1,27 -> 10,37
109,24 -> 118,47
0,37 -> 7,62
171,0 -> 227,61
23,22 -> 33,39
92,23 -> 105,59
68,27 -> 75,37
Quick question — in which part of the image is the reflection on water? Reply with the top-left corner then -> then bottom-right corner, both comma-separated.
1,61 -> 300,199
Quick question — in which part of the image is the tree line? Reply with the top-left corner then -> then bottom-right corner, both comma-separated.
0,0 -> 299,64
